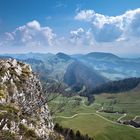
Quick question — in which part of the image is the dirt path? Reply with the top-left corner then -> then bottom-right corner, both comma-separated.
117,113 -> 127,121
96,106 -> 104,113
55,112 -> 124,126
55,102 -> 140,130
133,116 -> 140,121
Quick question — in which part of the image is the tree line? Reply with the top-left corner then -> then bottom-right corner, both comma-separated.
54,123 -> 94,140
91,77 -> 140,94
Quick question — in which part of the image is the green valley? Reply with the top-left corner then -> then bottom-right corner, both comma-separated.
49,87 -> 140,140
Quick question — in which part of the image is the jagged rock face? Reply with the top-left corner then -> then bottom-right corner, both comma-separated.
0,58 -> 54,139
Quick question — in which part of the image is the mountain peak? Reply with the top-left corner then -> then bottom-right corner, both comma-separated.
56,52 -> 71,61
64,61 -> 106,90
86,52 -> 120,59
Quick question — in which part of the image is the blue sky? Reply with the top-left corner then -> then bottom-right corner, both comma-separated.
0,0 -> 140,57
1,0 -> 140,33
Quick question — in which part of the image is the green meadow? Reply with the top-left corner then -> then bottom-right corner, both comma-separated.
49,88 -> 140,140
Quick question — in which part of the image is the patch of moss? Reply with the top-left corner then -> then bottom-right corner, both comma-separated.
24,129 -> 37,138
0,130 -> 19,140
21,65 -> 31,80
19,123 -> 42,140
0,89 -> 5,99
0,104 -> 19,113
0,112 -> 5,121
0,104 -> 19,122
49,132 -> 64,140
19,123 -> 28,135
0,68 -> 6,77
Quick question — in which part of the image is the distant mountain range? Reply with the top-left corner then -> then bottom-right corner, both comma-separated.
0,52 -> 140,91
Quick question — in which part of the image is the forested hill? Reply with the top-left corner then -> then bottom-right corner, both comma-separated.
90,77 -> 140,94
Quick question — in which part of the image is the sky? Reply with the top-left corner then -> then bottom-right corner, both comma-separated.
0,0 -> 140,57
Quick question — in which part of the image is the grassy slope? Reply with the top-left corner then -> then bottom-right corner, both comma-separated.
94,89 -> 140,119
49,89 -> 140,140
57,115 -> 140,140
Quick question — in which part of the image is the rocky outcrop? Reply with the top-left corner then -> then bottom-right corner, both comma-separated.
0,58 -> 54,140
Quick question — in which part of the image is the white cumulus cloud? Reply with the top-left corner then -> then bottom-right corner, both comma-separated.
27,20 -> 41,30
75,8 -> 140,42
70,28 -> 95,47
1,20 -> 56,48
75,10 -> 95,21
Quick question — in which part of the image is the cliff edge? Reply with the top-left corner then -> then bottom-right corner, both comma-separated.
0,58 -> 54,140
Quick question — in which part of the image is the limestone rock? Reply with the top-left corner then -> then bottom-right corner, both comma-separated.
0,58 -> 54,140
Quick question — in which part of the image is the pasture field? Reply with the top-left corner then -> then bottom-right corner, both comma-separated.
49,89 -> 140,140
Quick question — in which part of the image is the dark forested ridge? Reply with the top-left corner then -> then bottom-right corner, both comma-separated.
91,77 -> 140,94
64,61 -> 106,91
78,77 -> 140,105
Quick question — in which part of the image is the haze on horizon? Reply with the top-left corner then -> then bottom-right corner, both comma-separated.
0,0 -> 140,58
